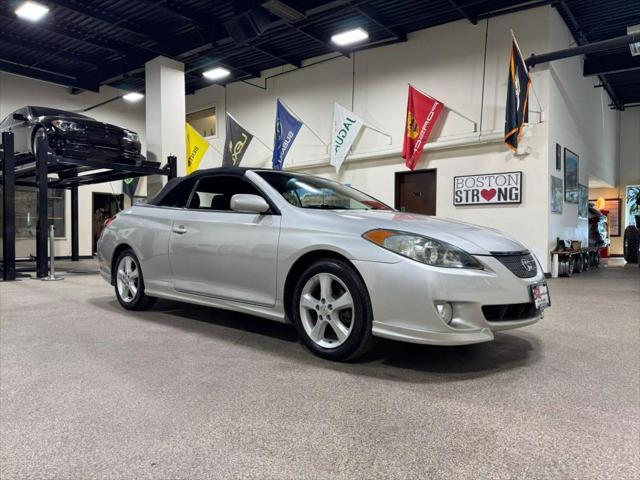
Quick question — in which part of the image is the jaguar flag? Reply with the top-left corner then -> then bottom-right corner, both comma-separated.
504,34 -> 531,152
402,85 -> 444,170
122,177 -> 139,199
272,99 -> 302,170
331,103 -> 365,172
223,113 -> 253,166
185,122 -> 209,174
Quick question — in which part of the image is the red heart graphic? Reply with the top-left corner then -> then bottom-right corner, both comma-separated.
480,188 -> 496,201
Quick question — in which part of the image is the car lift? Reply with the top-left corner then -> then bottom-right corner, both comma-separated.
0,131 -> 177,281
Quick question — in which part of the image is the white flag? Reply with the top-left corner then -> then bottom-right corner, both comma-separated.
331,103 -> 365,172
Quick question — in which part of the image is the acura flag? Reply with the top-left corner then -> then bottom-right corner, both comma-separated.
223,113 -> 253,167
504,35 -> 531,151
331,103 -> 365,172
272,99 -> 302,170
122,177 -> 139,199
402,85 -> 444,170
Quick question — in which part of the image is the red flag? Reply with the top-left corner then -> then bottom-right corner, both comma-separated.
402,85 -> 444,170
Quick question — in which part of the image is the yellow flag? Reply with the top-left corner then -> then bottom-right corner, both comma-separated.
185,123 -> 209,175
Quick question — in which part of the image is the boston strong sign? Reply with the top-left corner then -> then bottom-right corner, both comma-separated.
453,171 -> 522,206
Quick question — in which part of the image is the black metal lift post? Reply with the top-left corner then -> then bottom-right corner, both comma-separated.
1,132 -> 16,281
71,186 -> 79,261
35,137 -> 49,278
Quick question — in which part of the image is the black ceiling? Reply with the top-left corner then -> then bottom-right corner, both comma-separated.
0,0 -> 638,108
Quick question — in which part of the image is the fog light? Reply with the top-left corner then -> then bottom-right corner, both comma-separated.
434,302 -> 453,324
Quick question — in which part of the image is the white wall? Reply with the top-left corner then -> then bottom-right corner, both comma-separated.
544,8 -> 619,256
187,6 -> 554,267
0,72 -> 147,257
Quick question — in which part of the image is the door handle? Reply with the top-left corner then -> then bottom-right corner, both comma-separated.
172,225 -> 187,234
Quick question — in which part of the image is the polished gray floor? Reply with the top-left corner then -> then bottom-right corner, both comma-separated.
1,260 -> 638,479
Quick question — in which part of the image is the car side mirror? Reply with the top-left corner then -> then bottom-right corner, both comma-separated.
12,113 -> 27,122
230,194 -> 270,214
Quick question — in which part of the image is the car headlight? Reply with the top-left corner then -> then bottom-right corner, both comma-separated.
124,130 -> 139,142
362,229 -> 483,269
51,119 -> 83,132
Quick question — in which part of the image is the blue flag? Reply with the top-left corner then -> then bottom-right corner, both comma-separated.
272,99 -> 302,170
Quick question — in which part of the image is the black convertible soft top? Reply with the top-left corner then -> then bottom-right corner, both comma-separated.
147,166 -> 260,206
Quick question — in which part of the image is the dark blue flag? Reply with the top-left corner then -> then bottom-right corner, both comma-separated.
272,99 -> 302,170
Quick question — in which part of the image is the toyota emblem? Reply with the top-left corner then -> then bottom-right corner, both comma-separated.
521,258 -> 534,272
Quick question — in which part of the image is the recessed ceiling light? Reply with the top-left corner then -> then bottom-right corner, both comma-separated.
123,92 -> 144,102
331,28 -> 368,46
15,1 -> 49,22
202,67 -> 231,80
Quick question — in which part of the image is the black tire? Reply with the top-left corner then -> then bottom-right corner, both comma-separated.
291,259 -> 375,361
623,225 -> 639,263
582,253 -> 590,271
114,249 -> 156,311
32,127 -> 47,156
573,253 -> 582,273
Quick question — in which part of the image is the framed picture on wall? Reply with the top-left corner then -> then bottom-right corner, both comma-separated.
578,184 -> 588,219
555,143 -> 561,171
626,185 -> 640,228
564,148 -> 579,203
550,176 -> 563,214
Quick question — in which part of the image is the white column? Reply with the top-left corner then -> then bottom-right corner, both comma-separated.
145,56 -> 186,196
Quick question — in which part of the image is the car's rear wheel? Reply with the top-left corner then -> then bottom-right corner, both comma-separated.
114,249 -> 156,311
623,225 -> 639,263
292,259 -> 375,361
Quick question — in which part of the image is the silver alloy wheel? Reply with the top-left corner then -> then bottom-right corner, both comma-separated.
299,272 -> 355,349
116,255 -> 140,303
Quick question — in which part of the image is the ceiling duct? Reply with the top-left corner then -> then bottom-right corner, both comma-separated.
261,0 -> 306,23
224,9 -> 272,44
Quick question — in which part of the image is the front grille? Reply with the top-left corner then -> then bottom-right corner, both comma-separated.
482,302 -> 538,322
494,253 -> 537,278
84,124 -> 124,147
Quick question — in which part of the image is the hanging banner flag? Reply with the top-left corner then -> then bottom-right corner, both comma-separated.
223,113 -> 253,167
272,99 -> 303,170
504,34 -> 531,152
185,122 -> 210,175
122,177 -> 139,199
402,85 -> 445,170
330,103 -> 365,172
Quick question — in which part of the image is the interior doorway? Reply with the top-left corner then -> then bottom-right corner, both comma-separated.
92,193 -> 123,254
395,169 -> 437,215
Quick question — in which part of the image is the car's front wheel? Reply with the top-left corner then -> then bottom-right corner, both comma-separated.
292,259 -> 375,361
114,249 -> 156,311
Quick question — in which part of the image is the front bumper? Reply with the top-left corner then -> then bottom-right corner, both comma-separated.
353,255 -> 545,346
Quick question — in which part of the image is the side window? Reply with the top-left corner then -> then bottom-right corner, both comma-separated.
188,176 -> 264,211
155,177 -> 197,208
0,114 -> 13,130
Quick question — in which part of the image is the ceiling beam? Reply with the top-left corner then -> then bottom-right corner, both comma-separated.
0,31 -> 101,67
447,0 -> 477,24
0,59 -> 98,91
355,3 -> 408,41
250,45 -> 302,67
584,53 -> 640,76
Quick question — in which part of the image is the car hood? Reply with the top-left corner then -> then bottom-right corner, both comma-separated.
332,210 -> 528,255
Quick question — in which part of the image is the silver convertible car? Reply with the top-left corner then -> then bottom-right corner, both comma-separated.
98,168 -> 550,361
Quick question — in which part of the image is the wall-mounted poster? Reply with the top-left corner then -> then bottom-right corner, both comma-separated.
578,184 -> 588,219
550,176 -> 563,214
626,185 -> 640,228
590,198 -> 622,237
555,143 -> 561,171
564,148 -> 579,204
453,172 -> 522,206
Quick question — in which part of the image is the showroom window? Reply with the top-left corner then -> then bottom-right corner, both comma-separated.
188,176 -> 263,211
186,106 -> 216,138
0,186 -> 66,238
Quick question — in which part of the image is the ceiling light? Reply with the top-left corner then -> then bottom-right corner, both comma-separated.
15,1 -> 49,22
123,92 -> 144,102
331,28 -> 368,47
202,67 -> 230,80
629,25 -> 640,57
261,0 -> 306,23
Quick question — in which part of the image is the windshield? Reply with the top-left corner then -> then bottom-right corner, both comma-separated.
256,171 -> 392,211
30,107 -> 92,119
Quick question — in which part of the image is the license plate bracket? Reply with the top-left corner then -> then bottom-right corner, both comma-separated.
530,282 -> 550,310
